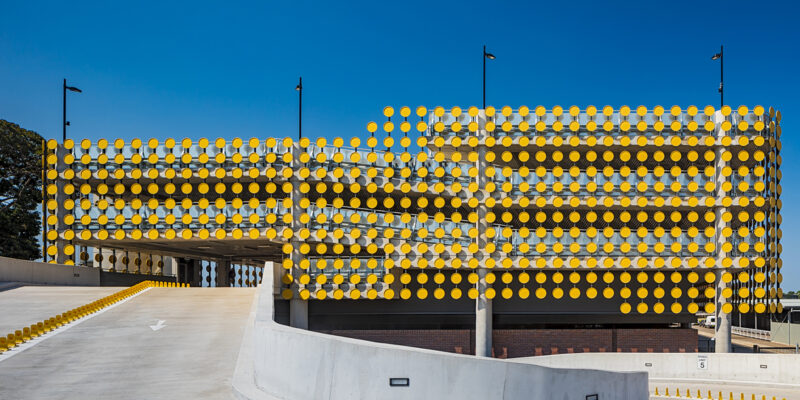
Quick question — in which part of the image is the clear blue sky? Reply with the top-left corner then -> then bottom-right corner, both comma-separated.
2,1 -> 798,286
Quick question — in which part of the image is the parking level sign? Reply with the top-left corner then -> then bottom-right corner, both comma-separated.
697,355 -> 708,370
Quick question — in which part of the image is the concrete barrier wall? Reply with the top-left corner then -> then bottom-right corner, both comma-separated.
518,353 -> 800,385
770,321 -> 800,346
0,256 -> 174,287
0,256 -> 99,286
247,263 -> 648,400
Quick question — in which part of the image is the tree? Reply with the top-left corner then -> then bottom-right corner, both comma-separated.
0,120 -> 43,259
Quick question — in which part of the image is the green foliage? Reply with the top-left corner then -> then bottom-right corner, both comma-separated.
0,120 -> 43,260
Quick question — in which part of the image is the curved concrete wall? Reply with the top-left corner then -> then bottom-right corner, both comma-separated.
241,263 -> 648,400
519,353 -> 800,385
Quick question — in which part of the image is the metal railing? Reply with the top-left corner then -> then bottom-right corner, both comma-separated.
732,326 -> 771,341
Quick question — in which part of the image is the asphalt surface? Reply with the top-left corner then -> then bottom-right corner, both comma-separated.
0,287 -> 256,399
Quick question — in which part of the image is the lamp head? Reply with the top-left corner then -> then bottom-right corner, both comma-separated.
66,86 -> 82,93
711,53 -> 721,60
485,53 -> 496,60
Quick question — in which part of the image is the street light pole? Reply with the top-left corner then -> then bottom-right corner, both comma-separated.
62,79 -> 82,142
295,77 -> 302,141
63,79 -> 67,142
482,46 -> 495,109
711,46 -> 723,108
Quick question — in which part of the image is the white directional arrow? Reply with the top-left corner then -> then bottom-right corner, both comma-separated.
149,320 -> 166,331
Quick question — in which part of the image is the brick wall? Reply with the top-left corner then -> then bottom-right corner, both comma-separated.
319,328 -> 697,357
616,328 -> 697,353
493,329 -> 614,358
317,329 -> 473,354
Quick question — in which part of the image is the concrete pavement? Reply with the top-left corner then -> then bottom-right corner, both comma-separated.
649,379 -> 800,399
0,287 -> 256,399
0,285 -> 122,334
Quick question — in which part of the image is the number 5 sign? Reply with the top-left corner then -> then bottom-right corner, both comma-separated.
697,355 -> 708,370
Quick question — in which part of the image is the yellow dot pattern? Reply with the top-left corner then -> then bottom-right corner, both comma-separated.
42,105 -> 782,313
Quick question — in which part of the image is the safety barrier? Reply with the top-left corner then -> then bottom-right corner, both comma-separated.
732,326 -> 771,341
0,281 -> 188,354
652,386 -> 787,400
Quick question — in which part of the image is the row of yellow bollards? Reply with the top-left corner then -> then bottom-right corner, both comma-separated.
151,281 -> 188,288
653,387 -> 785,400
0,280 -> 188,354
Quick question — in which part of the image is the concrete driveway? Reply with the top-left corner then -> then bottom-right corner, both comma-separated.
0,287 -> 256,399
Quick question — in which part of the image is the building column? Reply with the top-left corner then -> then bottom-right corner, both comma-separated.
216,258 -> 231,287
714,110 -> 732,353
289,141 -> 308,329
475,110 -> 492,357
55,145 -> 70,264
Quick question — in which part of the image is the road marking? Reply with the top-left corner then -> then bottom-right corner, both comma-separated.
150,320 -> 166,331
0,287 -> 152,363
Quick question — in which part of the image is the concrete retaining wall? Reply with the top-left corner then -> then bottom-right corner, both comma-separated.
0,256 -> 175,287
0,256 -> 99,286
518,353 -> 800,385
240,262 -> 648,400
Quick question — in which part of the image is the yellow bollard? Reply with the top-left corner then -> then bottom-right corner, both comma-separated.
14,330 -> 23,345
37,322 -> 44,336
687,388 -> 692,398
29,324 -> 38,338
6,333 -> 14,349
22,327 -> 31,341
655,387 -> 659,396
0,337 -> 7,352
676,387 -> 681,397
666,387 -> 669,396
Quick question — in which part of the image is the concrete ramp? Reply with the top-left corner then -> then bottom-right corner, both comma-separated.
0,287 -> 256,399
0,286 -> 123,334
